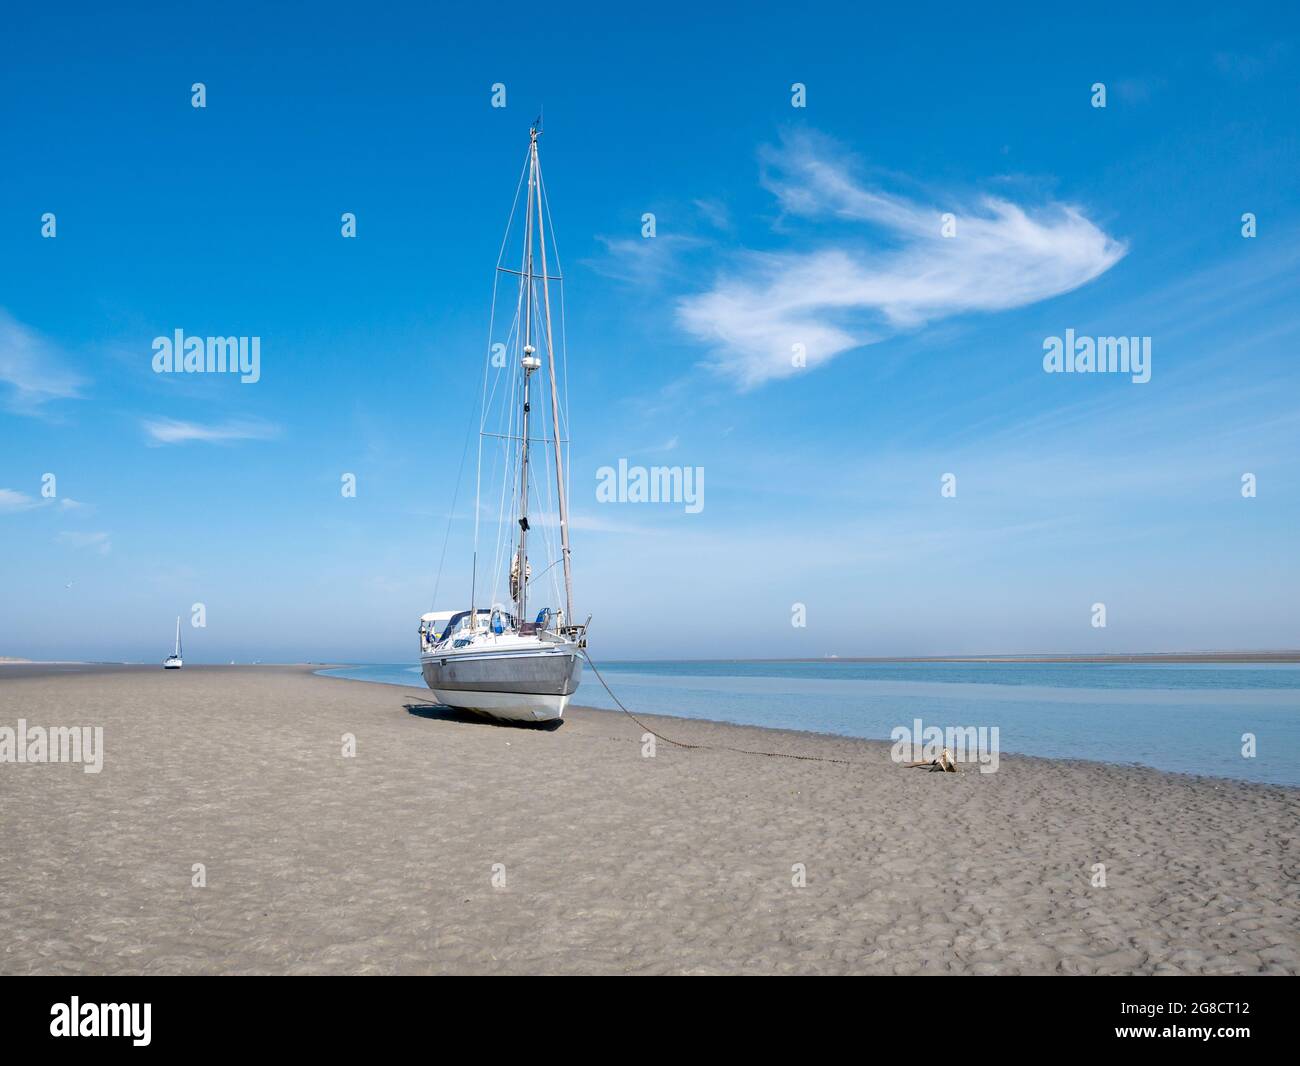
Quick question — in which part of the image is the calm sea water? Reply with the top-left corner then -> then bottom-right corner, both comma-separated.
318,660 -> 1300,786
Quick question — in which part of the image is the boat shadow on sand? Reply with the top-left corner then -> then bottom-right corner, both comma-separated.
403,702 -> 565,732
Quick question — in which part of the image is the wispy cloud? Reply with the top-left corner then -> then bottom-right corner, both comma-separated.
0,309 -> 86,413
57,530 -> 111,555
1112,75 -> 1164,105
142,417 -> 279,445
677,132 -> 1126,388
529,508 -> 666,536
586,233 -> 706,285
693,198 -> 732,230
0,489 -> 93,515
1213,42 -> 1292,81
0,488 -> 42,513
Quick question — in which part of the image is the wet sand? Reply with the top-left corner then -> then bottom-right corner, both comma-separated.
0,664 -> 1295,975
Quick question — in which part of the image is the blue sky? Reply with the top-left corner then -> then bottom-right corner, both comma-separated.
2,1 -> 1297,662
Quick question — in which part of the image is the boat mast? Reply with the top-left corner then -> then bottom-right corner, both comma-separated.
514,126 -> 541,625
174,615 -> 181,658
532,134 -> 575,626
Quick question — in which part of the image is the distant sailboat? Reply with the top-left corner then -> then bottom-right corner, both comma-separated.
164,616 -> 183,669
420,124 -> 586,722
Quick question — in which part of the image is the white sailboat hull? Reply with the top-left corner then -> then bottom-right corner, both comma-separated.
427,687 -> 572,722
420,639 -> 582,723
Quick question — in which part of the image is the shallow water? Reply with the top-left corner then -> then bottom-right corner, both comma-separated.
318,660 -> 1300,786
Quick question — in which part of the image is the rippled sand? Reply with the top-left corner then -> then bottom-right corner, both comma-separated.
1,664 -> 1295,975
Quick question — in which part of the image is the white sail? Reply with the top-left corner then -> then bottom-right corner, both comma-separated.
164,615 -> 183,669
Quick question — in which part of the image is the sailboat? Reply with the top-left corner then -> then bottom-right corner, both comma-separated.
420,125 -> 586,723
163,616 -> 183,669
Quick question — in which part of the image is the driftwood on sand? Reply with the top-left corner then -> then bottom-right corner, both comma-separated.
904,747 -> 960,772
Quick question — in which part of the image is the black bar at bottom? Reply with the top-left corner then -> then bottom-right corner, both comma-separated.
1,974 -> 1290,1052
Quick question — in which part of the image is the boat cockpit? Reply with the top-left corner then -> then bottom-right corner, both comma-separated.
420,605 -> 576,652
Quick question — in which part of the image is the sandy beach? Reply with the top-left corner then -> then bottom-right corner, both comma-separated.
1,664 -> 1296,975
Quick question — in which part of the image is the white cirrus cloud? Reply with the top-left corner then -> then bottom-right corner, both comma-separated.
57,530 -> 111,555
693,198 -> 732,230
528,508 -> 667,536
586,233 -> 707,286
0,489 -> 92,515
0,488 -> 41,513
142,417 -> 279,445
0,309 -> 86,413
677,132 -> 1127,388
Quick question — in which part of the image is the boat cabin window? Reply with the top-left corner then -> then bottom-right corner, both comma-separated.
441,609 -> 516,639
